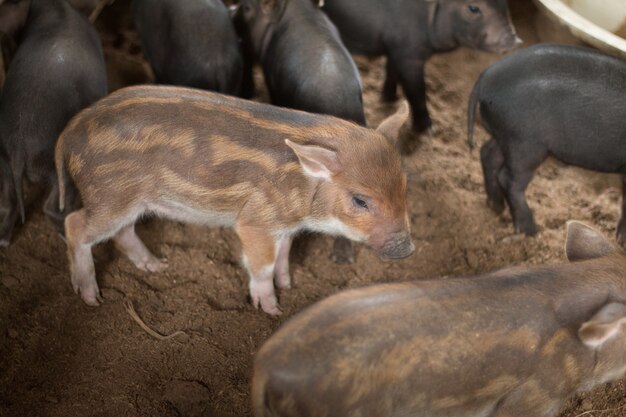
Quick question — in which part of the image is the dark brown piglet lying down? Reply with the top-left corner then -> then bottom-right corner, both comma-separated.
54,85 -> 414,315
253,221 -> 626,417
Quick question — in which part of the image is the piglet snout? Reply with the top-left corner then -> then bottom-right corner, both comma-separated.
495,31 -> 523,52
378,232 -> 415,260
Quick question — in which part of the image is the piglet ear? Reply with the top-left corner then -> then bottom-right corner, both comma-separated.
285,139 -> 341,180
579,303 -> 626,348
565,221 -> 617,262
260,0 -> 274,14
376,101 -> 409,144
261,0 -> 287,18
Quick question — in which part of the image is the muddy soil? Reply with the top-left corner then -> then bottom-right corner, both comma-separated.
1,1 -> 624,416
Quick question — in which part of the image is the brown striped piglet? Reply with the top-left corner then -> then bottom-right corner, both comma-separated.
253,221 -> 626,416
55,85 -> 414,315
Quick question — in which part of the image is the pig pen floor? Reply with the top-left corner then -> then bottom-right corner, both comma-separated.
1,1 -> 625,416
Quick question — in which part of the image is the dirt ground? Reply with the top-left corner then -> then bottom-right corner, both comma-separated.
1,1 -> 625,416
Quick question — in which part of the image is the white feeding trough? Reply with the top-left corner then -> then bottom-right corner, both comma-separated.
534,0 -> 626,58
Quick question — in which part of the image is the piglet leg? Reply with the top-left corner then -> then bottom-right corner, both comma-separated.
480,138 -> 506,214
498,166 -> 537,236
44,173 -> 81,239
617,174 -> 626,246
0,163 -> 18,246
274,235 -> 293,289
113,224 -> 168,272
43,182 -> 66,236
388,54 -> 430,134
65,209 -> 102,306
382,59 -> 399,103
331,237 -> 354,265
237,224 -> 281,316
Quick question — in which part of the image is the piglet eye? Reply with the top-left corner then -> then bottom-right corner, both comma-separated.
352,195 -> 369,210
468,4 -> 480,13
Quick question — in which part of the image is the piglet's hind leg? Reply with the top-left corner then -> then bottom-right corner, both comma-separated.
616,174 -> 626,246
331,236 -> 354,265
382,59 -> 399,103
65,209 -> 101,306
274,235 -> 293,289
480,138 -> 505,214
43,182 -> 66,237
113,224 -> 168,272
0,162 -> 18,246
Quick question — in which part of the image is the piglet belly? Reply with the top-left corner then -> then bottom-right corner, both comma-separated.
146,200 -> 237,227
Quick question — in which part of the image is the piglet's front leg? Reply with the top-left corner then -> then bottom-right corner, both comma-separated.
617,174 -> 626,247
237,224 -> 283,316
274,235 -> 293,290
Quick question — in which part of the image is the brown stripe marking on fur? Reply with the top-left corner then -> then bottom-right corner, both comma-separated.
108,96 -> 184,110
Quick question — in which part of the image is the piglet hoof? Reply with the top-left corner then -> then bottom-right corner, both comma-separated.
251,292 -> 282,316
76,284 -> 102,306
136,257 -> 168,273
0,229 -> 13,247
275,274 -> 291,290
487,199 -> 505,215
427,125 -> 438,138
332,237 -> 355,265
331,251 -> 354,265
515,222 -> 538,237
262,302 -> 282,316
250,279 -> 282,315
72,274 -> 102,306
